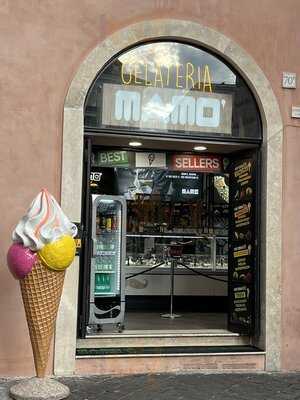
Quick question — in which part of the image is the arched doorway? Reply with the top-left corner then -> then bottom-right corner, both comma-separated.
55,19 -> 283,375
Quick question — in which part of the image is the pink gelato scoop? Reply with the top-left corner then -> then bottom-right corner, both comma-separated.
7,243 -> 37,279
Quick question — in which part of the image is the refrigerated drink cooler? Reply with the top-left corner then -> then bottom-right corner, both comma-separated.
89,195 -> 126,331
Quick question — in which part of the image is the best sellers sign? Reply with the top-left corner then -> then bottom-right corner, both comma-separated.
102,83 -> 232,135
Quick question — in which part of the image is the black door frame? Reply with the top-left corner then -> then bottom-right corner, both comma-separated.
77,135 -> 262,338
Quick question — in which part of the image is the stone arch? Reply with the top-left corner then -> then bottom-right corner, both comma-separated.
55,19 -> 283,374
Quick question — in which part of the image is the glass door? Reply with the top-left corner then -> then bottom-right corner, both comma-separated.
89,195 -> 126,329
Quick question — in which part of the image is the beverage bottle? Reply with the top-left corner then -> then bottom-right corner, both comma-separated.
106,214 -> 112,231
100,214 -> 106,230
96,215 -> 100,235
110,236 -> 115,251
112,214 -> 117,230
111,255 -> 115,271
95,274 -> 100,292
103,236 -> 108,251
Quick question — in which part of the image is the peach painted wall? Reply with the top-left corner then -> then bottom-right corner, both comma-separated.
281,125 -> 300,370
0,0 -> 299,375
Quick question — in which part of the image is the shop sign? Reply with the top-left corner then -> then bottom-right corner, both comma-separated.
171,154 -> 222,172
120,62 -> 214,92
102,84 -> 232,135
92,150 -> 130,167
135,152 -> 166,168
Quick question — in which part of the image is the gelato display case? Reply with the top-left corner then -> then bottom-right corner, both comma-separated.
89,195 -> 126,329
125,234 -> 228,296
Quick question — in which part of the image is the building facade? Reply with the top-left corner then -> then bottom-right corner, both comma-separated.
1,1 -> 300,376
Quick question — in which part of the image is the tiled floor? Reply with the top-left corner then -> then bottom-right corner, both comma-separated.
124,312 -> 227,331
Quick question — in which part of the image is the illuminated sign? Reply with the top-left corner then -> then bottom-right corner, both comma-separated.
102,84 -> 232,134
171,154 -> 222,172
92,150 -> 130,167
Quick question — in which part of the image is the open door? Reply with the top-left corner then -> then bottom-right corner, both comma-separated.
228,149 -> 260,336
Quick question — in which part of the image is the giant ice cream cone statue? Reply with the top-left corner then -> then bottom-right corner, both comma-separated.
7,189 -> 77,379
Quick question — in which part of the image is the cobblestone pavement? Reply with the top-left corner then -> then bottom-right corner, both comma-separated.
1,372 -> 300,400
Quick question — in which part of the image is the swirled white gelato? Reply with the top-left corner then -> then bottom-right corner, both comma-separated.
12,189 -> 78,251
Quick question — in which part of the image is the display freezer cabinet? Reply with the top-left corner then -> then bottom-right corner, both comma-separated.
126,234 -> 228,272
89,195 -> 126,330
125,234 -> 228,296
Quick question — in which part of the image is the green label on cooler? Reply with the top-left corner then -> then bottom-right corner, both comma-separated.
94,273 -> 113,294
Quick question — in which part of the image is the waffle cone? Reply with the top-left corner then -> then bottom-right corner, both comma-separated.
20,260 -> 65,378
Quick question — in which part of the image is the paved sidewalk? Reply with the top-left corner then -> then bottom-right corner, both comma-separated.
1,372 -> 300,399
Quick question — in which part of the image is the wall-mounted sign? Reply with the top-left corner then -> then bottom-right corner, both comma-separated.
292,106 -> 300,119
230,284 -> 251,326
135,152 -> 166,168
282,72 -> 296,89
171,154 -> 222,173
92,150 -> 131,167
102,84 -> 232,135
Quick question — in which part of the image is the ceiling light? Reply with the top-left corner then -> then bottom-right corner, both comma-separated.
194,145 -> 207,151
129,141 -> 142,147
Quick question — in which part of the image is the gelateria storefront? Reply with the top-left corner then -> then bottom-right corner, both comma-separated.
55,31 -> 281,375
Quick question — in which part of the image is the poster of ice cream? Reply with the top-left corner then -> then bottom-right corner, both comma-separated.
135,152 -> 166,168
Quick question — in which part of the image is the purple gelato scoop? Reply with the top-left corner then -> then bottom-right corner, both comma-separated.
7,243 -> 36,279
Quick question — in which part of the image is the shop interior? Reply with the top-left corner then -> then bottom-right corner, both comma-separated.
81,135 -> 257,336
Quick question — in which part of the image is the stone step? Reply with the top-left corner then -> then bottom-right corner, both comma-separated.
77,330 -> 249,349
75,347 -> 265,375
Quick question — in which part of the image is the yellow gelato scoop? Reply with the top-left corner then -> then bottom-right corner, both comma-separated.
38,235 -> 76,271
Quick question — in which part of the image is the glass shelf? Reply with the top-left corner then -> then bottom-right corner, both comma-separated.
126,234 -> 228,272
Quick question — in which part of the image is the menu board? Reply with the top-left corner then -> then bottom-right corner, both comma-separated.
228,152 -> 258,335
230,284 -> 251,327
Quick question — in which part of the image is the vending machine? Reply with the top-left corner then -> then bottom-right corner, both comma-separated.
89,195 -> 126,331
